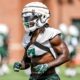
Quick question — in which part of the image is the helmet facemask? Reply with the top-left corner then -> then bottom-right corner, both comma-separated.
23,12 -> 42,32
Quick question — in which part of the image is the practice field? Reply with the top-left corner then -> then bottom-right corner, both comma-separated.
0,65 -> 29,80
59,66 -> 80,80
0,65 -> 80,80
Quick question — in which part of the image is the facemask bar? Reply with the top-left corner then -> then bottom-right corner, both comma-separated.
22,12 -> 41,28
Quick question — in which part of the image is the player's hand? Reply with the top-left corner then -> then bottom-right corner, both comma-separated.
33,64 -> 49,74
13,62 -> 22,72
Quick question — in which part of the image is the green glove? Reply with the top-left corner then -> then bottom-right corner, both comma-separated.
33,64 -> 49,74
13,62 -> 22,72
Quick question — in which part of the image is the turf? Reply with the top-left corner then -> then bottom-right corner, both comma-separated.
0,65 -> 29,80
0,65 -> 80,80
59,66 -> 80,80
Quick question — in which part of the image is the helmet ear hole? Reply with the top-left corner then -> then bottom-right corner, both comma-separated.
43,15 -> 46,18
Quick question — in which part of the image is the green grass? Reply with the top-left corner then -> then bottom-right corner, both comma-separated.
0,65 -> 29,80
59,66 -> 80,80
0,65 -> 80,80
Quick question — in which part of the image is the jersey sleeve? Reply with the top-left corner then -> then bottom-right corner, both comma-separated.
49,28 -> 61,39
36,27 -> 61,43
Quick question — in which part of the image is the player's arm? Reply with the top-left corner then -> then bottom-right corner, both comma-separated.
21,48 -> 31,69
13,48 -> 31,71
48,34 -> 70,67
33,35 -> 70,74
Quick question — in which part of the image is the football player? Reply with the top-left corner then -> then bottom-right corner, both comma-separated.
13,2 -> 69,80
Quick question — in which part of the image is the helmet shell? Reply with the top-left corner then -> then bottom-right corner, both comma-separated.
22,2 -> 50,32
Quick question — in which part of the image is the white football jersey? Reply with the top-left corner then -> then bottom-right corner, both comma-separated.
22,27 -> 61,58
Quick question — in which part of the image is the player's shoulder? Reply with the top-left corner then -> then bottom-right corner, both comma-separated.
45,27 -> 61,35
41,27 -> 61,41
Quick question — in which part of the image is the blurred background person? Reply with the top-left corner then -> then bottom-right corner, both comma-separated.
59,24 -> 79,77
0,24 -> 9,76
59,23 -> 68,40
64,24 -> 79,77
